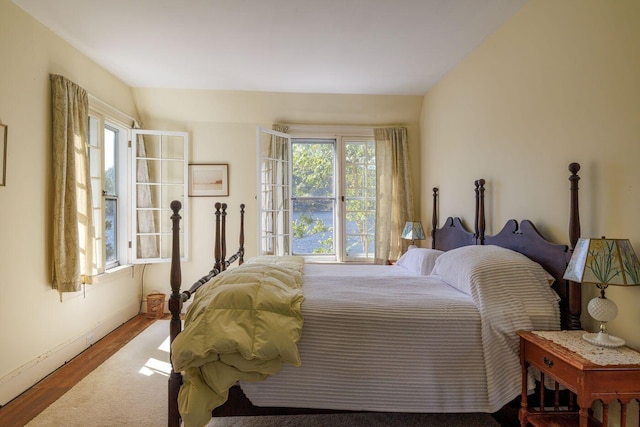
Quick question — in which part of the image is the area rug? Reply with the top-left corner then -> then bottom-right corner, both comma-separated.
27,320 -> 499,427
208,412 -> 499,427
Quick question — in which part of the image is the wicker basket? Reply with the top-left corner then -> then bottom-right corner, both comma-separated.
146,291 -> 166,319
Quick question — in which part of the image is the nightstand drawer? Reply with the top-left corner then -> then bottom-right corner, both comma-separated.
523,339 -> 579,392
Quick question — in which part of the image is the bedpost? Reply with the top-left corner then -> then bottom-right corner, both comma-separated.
431,187 -> 438,249
214,203 -> 222,273
567,163 -> 582,330
475,179 -> 486,245
239,204 -> 245,265
168,200 -> 183,427
221,203 -> 228,271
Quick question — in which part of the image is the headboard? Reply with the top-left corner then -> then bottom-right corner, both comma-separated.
430,163 -> 582,330
431,179 -> 486,251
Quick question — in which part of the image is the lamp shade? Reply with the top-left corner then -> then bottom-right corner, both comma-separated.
401,221 -> 426,241
563,238 -> 640,348
563,238 -> 640,286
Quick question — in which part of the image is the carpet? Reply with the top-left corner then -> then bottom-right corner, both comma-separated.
27,320 -> 500,427
207,413 -> 500,427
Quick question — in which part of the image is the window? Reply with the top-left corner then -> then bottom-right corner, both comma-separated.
88,115 -> 128,272
131,129 -> 189,263
258,126 -> 376,262
291,139 -> 335,256
257,128 -> 292,256
342,138 -> 376,259
88,97 -> 189,273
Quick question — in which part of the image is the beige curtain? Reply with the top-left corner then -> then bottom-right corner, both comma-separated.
374,127 -> 414,264
51,74 -> 97,293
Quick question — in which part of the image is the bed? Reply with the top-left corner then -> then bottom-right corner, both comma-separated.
167,163 -> 583,427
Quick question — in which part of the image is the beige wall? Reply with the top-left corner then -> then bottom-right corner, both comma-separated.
0,0 -> 141,404
132,88 -> 423,302
420,0 -> 640,351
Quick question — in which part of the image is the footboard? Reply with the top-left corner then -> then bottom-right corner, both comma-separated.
167,201 -> 245,427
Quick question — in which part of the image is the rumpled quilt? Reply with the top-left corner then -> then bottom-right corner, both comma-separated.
171,256 -> 305,427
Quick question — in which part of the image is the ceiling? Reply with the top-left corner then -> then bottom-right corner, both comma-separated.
12,0 -> 527,95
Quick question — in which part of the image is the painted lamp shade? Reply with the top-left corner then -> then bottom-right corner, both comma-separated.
563,238 -> 640,347
401,221 -> 426,248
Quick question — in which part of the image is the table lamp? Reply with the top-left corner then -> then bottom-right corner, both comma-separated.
563,238 -> 640,347
402,221 -> 426,249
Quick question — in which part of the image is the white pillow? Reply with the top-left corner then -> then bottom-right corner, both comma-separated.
395,248 -> 444,275
431,245 -> 552,295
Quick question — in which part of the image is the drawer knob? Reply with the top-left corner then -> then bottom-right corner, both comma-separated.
543,356 -> 554,368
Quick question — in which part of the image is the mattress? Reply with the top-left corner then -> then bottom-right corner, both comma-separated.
240,265 -> 486,412
239,262 -> 559,413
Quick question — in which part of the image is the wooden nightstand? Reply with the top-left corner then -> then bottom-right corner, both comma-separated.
518,330 -> 640,427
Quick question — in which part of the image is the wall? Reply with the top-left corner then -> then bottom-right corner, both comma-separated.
132,88 -> 424,302
420,0 -> 640,351
421,2 -> 639,422
0,0 -> 141,405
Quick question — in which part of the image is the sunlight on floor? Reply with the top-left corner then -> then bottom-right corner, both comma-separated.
138,334 -> 173,377
139,357 -> 172,377
159,335 -> 171,353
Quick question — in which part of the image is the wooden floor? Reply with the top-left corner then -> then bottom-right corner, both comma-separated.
0,314 -> 158,427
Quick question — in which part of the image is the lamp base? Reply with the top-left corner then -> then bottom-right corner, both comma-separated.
582,331 -> 625,348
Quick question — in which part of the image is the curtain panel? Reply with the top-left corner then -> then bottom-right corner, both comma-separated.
374,127 -> 414,264
51,74 -> 97,293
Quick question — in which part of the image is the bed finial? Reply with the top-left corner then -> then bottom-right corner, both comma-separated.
168,200 -> 183,427
169,200 -> 182,297
568,163 -> 581,249
474,180 -> 486,245
567,162 -> 582,330
239,204 -> 245,265
221,203 -> 228,270
431,187 -> 439,249
214,203 -> 222,272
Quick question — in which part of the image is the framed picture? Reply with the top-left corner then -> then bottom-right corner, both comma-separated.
0,124 -> 6,186
189,164 -> 229,197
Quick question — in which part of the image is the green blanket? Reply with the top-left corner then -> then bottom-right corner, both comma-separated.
171,256 -> 305,427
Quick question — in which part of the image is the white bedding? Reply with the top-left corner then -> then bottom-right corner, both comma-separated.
239,250 -> 560,413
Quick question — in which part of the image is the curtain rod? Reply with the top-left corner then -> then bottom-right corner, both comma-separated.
88,93 -> 139,127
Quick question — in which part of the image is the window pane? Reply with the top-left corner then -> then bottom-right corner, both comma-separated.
162,160 -> 185,184
293,198 -> 334,255
105,198 -> 117,265
292,140 -> 334,198
162,135 -> 185,159
104,127 -> 116,195
345,140 -> 376,259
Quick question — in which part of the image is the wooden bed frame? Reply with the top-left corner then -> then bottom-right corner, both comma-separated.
168,202 -> 245,426
167,163 -> 583,426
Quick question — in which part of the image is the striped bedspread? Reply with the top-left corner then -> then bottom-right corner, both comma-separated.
240,257 -> 560,413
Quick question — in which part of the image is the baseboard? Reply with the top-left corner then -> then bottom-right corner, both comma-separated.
0,302 -> 139,406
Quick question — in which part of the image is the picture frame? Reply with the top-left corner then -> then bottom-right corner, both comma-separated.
188,163 -> 229,197
0,124 -> 6,186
